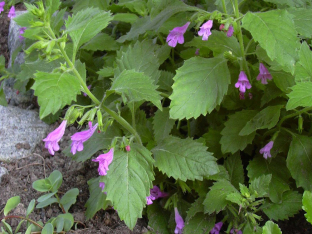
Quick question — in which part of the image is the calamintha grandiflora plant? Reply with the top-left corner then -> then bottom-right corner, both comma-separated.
1,0 -> 312,233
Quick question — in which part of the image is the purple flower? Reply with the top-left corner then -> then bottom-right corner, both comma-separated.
260,141 -> 274,159
239,92 -> 245,100
227,25 -> 234,37
150,185 -> 168,199
198,20 -> 213,41
83,85 -> 91,97
8,6 -> 15,19
19,27 -> 27,40
71,121 -> 98,154
146,195 -> 156,205
257,63 -> 272,84
174,208 -> 184,234
230,229 -> 242,234
99,182 -> 107,194
210,222 -> 223,234
92,148 -> 114,176
125,145 -> 131,152
195,48 -> 200,55
166,22 -> 190,47
0,1 -> 5,14
43,120 -> 67,155
235,71 -> 251,93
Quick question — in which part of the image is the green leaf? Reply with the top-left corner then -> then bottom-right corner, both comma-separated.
65,8 -> 112,55
153,108 -> 175,142
157,71 -> 174,93
202,129 -> 223,159
32,72 -> 81,119
81,33 -> 119,51
186,197 -> 205,222
36,198 -> 58,208
111,70 -> 162,110
85,177 -> 110,219
286,82 -> 312,110
295,42 -> 312,82
45,0 -> 61,18
55,213 -> 74,231
152,136 -> 219,181
48,170 -> 63,193
247,156 -> 290,203
263,0 -> 305,7
288,8 -> 312,38
303,191 -> 312,224
115,40 -> 161,84
60,188 -> 79,213
113,13 -> 139,23
214,0 -> 243,14
103,145 -> 155,229
169,57 -> 230,120
4,196 -> 20,216
262,221 -> 282,234
147,202 -> 171,234
97,67 -> 114,78
37,192 -> 57,202
32,178 -> 51,192
26,199 -> 35,217
1,220 -> 13,234
41,223 -> 53,234
226,192 -> 244,206
249,174 -> 271,197
239,105 -> 283,136
242,10 -> 300,74
224,153 -> 244,189
220,110 -> 257,154
287,135 -> 312,190
203,180 -> 238,214
0,83 -> 8,107
184,212 -> 215,234
55,218 -> 64,233
72,0 -> 110,12
118,0 -> 148,16
271,70 -> 295,93
262,191 -> 302,221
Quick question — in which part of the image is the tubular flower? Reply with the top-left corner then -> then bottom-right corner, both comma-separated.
166,22 -> 190,47
235,71 -> 251,93
92,148 -> 114,176
146,185 -> 168,205
257,63 -> 272,84
146,195 -> 156,205
71,121 -> 98,155
99,182 -> 107,194
19,27 -> 27,40
210,222 -> 223,234
239,92 -> 245,100
198,20 -> 213,41
174,208 -> 184,234
125,145 -> 131,152
0,2 -> 5,14
8,6 -> 15,19
43,120 -> 67,155
260,141 -> 274,159
227,25 -> 234,37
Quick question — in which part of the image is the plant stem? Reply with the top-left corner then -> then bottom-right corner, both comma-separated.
277,106 -> 312,130
221,0 -> 227,14
0,215 -> 43,229
55,194 -> 66,213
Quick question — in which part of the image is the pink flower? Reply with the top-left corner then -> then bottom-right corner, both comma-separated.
230,229 -> 242,234
99,182 -> 107,194
71,121 -> 98,154
125,145 -> 131,152
146,195 -> 155,205
257,63 -> 272,84
8,6 -> 15,19
239,92 -> 245,100
92,148 -> 114,176
235,71 -> 251,93
0,2 -> 5,14
219,24 -> 225,30
83,85 -> 91,97
198,20 -> 213,41
43,120 -> 67,155
174,208 -> 184,234
211,222 -> 223,234
260,141 -> 274,159
166,22 -> 190,47
150,185 -> 168,199
227,25 -> 234,37
19,27 -> 27,40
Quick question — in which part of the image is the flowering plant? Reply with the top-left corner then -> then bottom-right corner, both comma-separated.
1,0 -> 312,233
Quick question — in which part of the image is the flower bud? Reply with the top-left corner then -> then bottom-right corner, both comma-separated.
125,145 -> 131,152
298,114 -> 303,134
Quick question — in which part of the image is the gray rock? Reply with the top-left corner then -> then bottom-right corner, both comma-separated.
0,105 -> 49,161
4,10 -> 34,106
0,166 -> 8,184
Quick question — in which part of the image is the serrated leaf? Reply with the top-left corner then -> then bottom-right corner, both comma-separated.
60,188 -> 79,213
85,177 -> 110,219
262,221 -> 282,234
45,0 -> 61,18
249,174 -> 272,197
111,70 -> 162,110
286,82 -> 312,110
247,156 -> 290,203
103,145 -> 154,229
184,212 -> 215,234
158,70 -> 174,93
206,165 -> 230,181
153,108 -> 175,142
26,199 -> 35,217
220,110 -> 257,154
152,136 -> 219,181
72,0 -> 110,12
303,191 -> 312,224
147,202 -> 171,234
97,67 -> 114,78
226,192 -> 244,206
295,42 -> 312,82
263,0 -> 306,7
260,83 -> 283,107
224,153 -> 244,189
65,8 -> 112,55
203,180 -> 238,214
262,191 -> 302,221
202,129 -> 223,159
81,33 -> 119,51
4,196 -> 20,216
32,72 -> 81,119
271,70 -> 295,93
169,57 -> 230,120
113,13 -> 139,23
287,135 -> 312,190
186,197 -> 205,222
288,8 -> 312,37
115,40 -> 161,84
239,105 -> 283,136
242,10 -> 300,74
